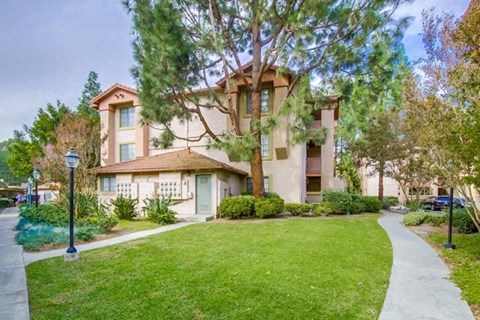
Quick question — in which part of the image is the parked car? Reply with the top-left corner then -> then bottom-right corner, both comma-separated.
453,198 -> 473,208
423,196 -> 451,211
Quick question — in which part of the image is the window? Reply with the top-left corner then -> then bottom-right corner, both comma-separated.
43,192 -> 52,203
306,177 -> 321,192
101,177 -> 116,192
119,107 -> 135,128
246,177 -> 270,193
120,143 -> 136,162
246,88 -> 271,114
261,134 -> 270,158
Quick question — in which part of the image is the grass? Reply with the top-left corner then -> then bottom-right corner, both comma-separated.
428,233 -> 480,316
27,214 -> 392,320
114,218 -> 160,232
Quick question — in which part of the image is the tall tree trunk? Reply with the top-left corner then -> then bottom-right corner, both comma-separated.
378,163 -> 384,201
250,7 -> 264,198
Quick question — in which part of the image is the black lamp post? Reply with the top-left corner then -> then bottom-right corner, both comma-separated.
445,187 -> 456,250
32,168 -> 40,208
65,148 -> 80,260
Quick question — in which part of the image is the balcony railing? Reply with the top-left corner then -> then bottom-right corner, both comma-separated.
306,158 -> 321,175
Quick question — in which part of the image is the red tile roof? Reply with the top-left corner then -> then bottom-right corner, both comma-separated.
96,148 -> 248,175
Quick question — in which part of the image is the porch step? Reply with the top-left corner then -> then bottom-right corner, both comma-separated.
176,214 -> 214,222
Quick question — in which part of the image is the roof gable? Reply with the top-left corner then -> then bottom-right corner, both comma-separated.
91,83 -> 137,108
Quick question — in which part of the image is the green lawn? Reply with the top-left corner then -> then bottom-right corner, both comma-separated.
27,215 -> 392,320
428,233 -> 480,316
115,218 -> 161,232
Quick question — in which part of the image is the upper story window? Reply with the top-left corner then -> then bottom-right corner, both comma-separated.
261,134 -> 271,158
119,106 -> 135,128
120,143 -> 136,162
245,87 -> 272,115
101,176 -> 116,192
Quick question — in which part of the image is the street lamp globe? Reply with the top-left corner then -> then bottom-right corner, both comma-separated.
65,148 -> 80,169
32,168 -> 40,180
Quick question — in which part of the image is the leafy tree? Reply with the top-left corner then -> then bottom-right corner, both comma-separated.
7,101 -> 70,179
36,113 -> 103,191
335,36 -> 409,200
0,139 -> 23,185
77,71 -> 102,121
126,0 -> 409,197
404,6 -> 480,230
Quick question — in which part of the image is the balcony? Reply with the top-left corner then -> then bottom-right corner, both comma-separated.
306,158 -> 321,176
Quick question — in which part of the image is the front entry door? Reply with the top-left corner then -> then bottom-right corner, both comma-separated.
196,174 -> 212,214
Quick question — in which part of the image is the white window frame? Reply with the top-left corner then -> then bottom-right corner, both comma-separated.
119,143 -> 136,162
101,176 -> 116,192
119,106 -> 135,128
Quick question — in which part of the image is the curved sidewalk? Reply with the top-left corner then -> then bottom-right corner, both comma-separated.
378,210 -> 474,320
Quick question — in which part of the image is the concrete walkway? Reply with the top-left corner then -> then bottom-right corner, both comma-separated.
378,210 -> 475,320
0,207 -> 30,320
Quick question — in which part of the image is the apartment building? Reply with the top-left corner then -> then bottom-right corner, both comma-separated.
93,64 -> 343,218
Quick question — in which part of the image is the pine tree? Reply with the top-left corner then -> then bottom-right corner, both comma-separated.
126,0 -> 409,197
77,71 -> 102,121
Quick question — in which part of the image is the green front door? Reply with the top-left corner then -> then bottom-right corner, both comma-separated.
196,174 -> 212,214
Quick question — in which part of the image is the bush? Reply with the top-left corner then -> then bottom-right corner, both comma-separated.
75,225 -> 101,241
322,191 -> 352,214
312,201 -> 339,216
424,213 -> 448,226
254,197 -> 285,218
350,194 -> 366,214
405,200 -> 422,212
403,212 -> 427,226
57,189 -> 103,219
382,196 -> 399,209
144,196 -> 177,225
20,204 -> 68,227
111,196 -> 138,220
452,209 -> 478,234
78,214 -> 118,233
362,196 -> 382,213
218,196 -> 255,218
0,198 -> 13,207
15,223 -> 67,251
285,203 -> 313,216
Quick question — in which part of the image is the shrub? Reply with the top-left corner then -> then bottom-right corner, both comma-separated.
285,203 -> 313,216
218,196 -> 255,218
322,191 -> 352,214
144,196 -> 177,225
111,195 -> 138,220
403,212 -> 427,226
20,204 -> 68,227
452,209 -> 478,234
362,196 -> 382,213
0,198 -> 13,208
424,213 -> 448,226
405,200 -> 421,212
312,201 -> 339,216
75,225 -> 101,241
254,197 -> 285,218
382,196 -> 399,209
57,189 -> 103,219
78,214 -> 118,233
350,194 -> 366,214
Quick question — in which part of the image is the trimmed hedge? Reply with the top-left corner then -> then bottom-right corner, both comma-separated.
218,196 -> 255,218
312,201 -> 339,216
362,196 -> 382,213
0,198 -> 13,207
255,197 -> 285,218
350,194 -> 366,214
322,191 -> 352,214
285,203 -> 313,216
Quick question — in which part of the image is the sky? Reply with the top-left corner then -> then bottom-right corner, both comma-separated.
0,0 -> 471,143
